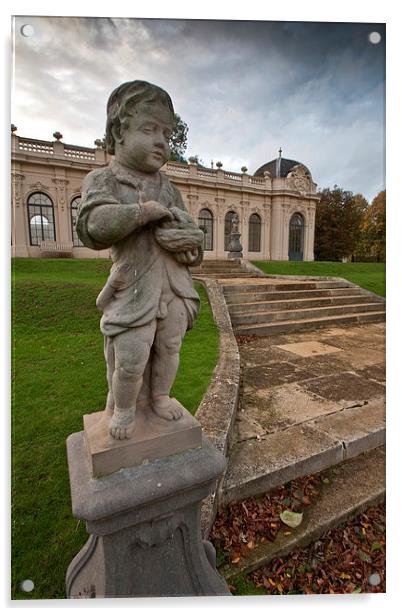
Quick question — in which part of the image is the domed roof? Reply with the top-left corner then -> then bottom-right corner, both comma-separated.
254,157 -> 311,179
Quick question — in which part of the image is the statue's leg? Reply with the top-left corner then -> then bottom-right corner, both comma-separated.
104,336 -> 115,416
137,350 -> 153,403
151,298 -> 188,420
110,321 -> 157,439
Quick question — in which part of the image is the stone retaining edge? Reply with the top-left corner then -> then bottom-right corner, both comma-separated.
193,277 -> 241,538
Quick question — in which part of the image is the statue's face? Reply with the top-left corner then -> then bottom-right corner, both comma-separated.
116,101 -> 173,173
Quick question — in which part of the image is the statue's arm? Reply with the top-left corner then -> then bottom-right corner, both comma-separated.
170,183 -> 204,265
76,169 -> 172,249
86,202 -> 144,246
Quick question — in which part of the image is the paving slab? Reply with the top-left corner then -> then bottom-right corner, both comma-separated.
308,398 -> 385,459
223,423 -> 344,504
243,362 -> 316,390
302,371 -> 385,406
225,322 -> 386,506
239,383 -> 342,435
219,447 -> 385,580
275,340 -> 342,358
355,364 -> 386,384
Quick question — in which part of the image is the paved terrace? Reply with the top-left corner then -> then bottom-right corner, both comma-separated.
222,321 -> 385,504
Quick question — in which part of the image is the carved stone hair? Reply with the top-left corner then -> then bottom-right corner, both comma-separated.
105,80 -> 175,155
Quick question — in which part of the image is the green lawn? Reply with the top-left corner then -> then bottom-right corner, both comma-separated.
252,261 -> 385,298
11,258 -> 219,600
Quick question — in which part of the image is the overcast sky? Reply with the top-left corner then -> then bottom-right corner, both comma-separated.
12,16 -> 385,202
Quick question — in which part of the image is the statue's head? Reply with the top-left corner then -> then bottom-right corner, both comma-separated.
105,80 -> 175,172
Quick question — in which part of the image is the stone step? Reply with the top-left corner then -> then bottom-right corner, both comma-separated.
194,272 -> 256,278
230,302 -> 385,326
192,266 -> 244,271
225,287 -> 371,304
228,294 -> 381,315
221,399 -> 385,506
233,310 -> 385,336
191,263 -> 243,272
193,259 -> 242,266
219,447 -> 385,581
223,280 -> 354,295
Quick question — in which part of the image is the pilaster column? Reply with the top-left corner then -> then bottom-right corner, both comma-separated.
11,171 -> 28,256
270,197 -> 284,260
305,204 -> 316,261
52,177 -> 70,242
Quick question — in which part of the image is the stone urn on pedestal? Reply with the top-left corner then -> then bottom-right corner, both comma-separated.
227,212 -> 243,259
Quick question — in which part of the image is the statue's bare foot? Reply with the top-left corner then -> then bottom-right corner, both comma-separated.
152,396 -> 183,420
109,407 -> 135,440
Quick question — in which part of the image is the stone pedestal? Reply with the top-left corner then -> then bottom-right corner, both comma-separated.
84,401 -> 202,478
228,232 -> 243,259
65,423 -> 230,597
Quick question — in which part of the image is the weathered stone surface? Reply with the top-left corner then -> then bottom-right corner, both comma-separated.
355,364 -> 386,383
275,340 -> 342,358
84,402 -> 202,478
222,423 -> 343,504
75,80 -> 204,443
244,362 -> 314,389
219,447 -> 385,580
302,371 -> 385,405
225,321 -> 386,505
308,398 -> 385,459
66,431 -> 230,597
195,279 -> 240,458
241,383 -> 342,435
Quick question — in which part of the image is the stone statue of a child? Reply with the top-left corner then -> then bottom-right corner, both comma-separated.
76,81 -> 204,440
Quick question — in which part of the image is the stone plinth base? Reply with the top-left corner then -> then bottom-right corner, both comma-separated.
84,401 -> 202,478
65,430 -> 230,598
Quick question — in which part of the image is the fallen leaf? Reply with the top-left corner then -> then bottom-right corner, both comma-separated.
357,549 -> 372,564
280,510 -> 303,528
371,541 -> 383,552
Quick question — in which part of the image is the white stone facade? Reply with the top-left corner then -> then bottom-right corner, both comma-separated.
11,132 -> 319,261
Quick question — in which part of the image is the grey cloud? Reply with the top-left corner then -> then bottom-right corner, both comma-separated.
12,16 -> 385,201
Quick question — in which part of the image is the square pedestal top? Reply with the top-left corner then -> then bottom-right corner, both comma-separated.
84,400 -> 202,478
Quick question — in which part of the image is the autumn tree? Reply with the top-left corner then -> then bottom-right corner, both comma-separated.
356,190 -> 386,261
314,186 -> 367,261
169,113 -> 189,163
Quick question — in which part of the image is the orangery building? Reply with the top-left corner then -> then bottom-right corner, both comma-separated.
11,128 -> 319,261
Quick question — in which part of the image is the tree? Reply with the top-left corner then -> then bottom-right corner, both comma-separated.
314,186 -> 367,261
169,113 -> 189,163
356,190 -> 386,261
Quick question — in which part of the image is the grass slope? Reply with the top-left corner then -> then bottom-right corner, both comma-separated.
252,261 -> 385,298
11,258 -> 218,599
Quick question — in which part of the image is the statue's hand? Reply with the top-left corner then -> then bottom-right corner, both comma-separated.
174,249 -> 200,265
141,201 -> 174,225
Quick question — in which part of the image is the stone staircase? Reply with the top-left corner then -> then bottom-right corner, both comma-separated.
223,279 -> 385,336
190,259 -> 255,278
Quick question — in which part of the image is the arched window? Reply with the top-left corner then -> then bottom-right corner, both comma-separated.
248,213 -> 261,252
288,213 -> 305,261
70,196 -> 84,246
198,208 -> 213,251
27,192 -> 56,246
224,211 -> 236,251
